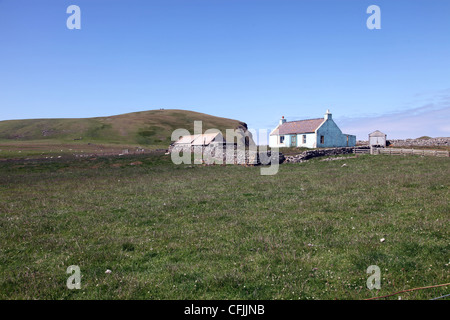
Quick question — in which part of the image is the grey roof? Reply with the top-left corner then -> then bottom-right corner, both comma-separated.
369,130 -> 387,137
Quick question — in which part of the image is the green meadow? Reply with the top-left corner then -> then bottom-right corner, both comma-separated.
0,153 -> 448,299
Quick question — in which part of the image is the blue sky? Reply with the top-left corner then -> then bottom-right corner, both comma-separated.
0,0 -> 449,140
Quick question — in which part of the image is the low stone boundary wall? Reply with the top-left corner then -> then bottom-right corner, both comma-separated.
170,144 -> 285,165
358,137 -> 450,147
284,147 -> 359,163
388,138 -> 449,147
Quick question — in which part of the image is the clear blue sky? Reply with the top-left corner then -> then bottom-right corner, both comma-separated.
1,0 -> 449,139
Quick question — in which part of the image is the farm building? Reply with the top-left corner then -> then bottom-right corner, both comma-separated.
369,130 -> 387,147
269,110 -> 356,148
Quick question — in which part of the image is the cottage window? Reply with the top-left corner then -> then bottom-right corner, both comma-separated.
320,135 -> 324,144
303,135 -> 306,144
280,136 -> 284,144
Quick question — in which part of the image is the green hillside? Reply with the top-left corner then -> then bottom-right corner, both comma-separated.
0,109 -> 248,146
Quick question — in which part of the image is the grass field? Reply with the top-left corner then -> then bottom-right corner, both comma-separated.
0,139 -> 165,159
0,153 -> 448,300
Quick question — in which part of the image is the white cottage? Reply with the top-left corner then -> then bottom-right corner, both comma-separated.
269,110 -> 356,148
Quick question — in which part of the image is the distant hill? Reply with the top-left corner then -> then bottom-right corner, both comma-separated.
0,109 -> 248,146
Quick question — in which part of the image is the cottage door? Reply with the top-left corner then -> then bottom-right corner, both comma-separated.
291,135 -> 297,147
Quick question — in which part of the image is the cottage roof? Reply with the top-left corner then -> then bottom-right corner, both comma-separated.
271,118 -> 324,135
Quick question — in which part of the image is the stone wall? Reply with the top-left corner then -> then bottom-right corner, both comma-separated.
358,137 -> 450,147
387,137 -> 450,147
284,147 -> 360,163
169,144 -> 285,165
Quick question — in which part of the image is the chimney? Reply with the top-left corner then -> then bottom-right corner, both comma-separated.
279,116 -> 286,125
324,109 -> 332,120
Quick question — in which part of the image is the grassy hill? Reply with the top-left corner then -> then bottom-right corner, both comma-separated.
0,109 -> 248,146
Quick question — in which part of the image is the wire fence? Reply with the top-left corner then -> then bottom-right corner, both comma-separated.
365,283 -> 450,300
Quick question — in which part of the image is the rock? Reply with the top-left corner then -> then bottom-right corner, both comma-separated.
105,269 -> 112,274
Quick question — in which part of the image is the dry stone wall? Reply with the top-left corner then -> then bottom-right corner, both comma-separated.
358,137 -> 449,147
284,147 -> 360,163
388,137 -> 449,147
170,144 -> 285,165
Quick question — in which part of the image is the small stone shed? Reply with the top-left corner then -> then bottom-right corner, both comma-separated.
369,130 -> 387,147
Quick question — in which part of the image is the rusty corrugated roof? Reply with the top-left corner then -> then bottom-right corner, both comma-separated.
174,135 -> 196,144
275,118 -> 324,135
192,132 -> 224,145
174,132 -> 225,145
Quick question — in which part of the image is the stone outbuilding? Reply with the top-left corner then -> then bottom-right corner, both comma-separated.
369,130 -> 387,147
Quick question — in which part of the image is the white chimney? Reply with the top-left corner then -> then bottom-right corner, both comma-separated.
279,116 -> 286,125
324,109 -> 332,120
